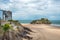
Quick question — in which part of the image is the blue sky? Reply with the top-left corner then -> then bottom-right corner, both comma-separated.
0,0 -> 60,20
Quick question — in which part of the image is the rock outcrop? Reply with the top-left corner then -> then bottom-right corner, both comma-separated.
31,18 -> 51,24
0,20 -> 33,40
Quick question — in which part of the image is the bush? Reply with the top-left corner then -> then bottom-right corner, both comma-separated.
2,23 -> 12,32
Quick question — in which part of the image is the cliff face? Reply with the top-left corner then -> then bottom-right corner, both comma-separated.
31,18 -> 51,24
0,21 -> 33,40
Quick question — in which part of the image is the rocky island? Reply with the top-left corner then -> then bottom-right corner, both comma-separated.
31,18 -> 51,24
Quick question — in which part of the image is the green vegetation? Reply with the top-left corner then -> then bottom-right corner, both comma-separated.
8,20 -> 18,23
1,23 -> 13,40
8,20 -> 20,24
2,23 -> 13,32
31,18 -> 51,24
8,20 -> 18,22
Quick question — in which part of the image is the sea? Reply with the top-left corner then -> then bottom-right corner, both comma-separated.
19,20 -> 60,26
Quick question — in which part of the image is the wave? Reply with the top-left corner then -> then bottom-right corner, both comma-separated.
51,24 -> 60,27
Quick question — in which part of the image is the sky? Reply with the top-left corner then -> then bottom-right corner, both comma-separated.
0,0 -> 60,20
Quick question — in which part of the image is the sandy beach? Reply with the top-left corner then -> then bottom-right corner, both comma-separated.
22,24 -> 60,40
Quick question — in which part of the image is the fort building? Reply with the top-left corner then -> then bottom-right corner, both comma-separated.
0,10 -> 12,21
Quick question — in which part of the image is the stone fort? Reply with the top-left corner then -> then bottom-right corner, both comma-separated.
0,10 -> 12,21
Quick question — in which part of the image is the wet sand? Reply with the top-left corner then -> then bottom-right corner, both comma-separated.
22,24 -> 60,40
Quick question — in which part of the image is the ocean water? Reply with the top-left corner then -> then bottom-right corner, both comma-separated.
19,20 -> 60,24
50,20 -> 60,26
51,20 -> 60,24
19,20 -> 32,24
19,20 -> 60,26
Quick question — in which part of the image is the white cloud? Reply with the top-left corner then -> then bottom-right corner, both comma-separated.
12,11 -> 30,20
10,0 -> 13,2
50,16 -> 56,18
0,0 -> 51,11
0,3 -> 10,10
0,0 -> 60,20
49,16 -> 58,20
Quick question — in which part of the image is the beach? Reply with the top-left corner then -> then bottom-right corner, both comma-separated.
22,24 -> 60,40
